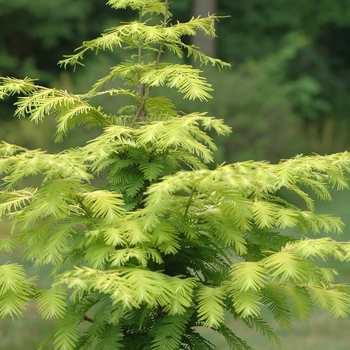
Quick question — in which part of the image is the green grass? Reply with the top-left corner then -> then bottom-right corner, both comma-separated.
0,302 -> 55,350
0,219 -> 55,349
1,190 -> 350,349
200,312 -> 350,350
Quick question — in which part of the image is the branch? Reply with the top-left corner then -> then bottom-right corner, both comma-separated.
84,315 -> 94,323
183,189 -> 195,219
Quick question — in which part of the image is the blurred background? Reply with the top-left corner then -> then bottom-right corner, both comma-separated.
1,0 -> 350,349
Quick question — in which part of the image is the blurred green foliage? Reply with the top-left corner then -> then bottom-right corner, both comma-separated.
1,0 -> 350,160
216,0 -> 350,159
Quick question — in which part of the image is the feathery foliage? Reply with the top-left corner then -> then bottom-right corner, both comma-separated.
1,1 -> 350,349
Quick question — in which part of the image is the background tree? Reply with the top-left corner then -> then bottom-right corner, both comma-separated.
191,0 -> 217,56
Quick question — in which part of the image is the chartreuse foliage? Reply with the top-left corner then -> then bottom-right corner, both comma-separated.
1,1 -> 350,349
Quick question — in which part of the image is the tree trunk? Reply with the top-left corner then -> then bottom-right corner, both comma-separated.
191,0 -> 218,57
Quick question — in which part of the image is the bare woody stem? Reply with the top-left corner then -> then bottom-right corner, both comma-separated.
136,7 -> 145,122
130,0 -> 169,128
154,0 -> 169,70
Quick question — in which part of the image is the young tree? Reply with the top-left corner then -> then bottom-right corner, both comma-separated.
1,1 -> 350,349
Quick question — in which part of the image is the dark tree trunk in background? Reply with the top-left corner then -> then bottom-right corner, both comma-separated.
192,0 -> 217,57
